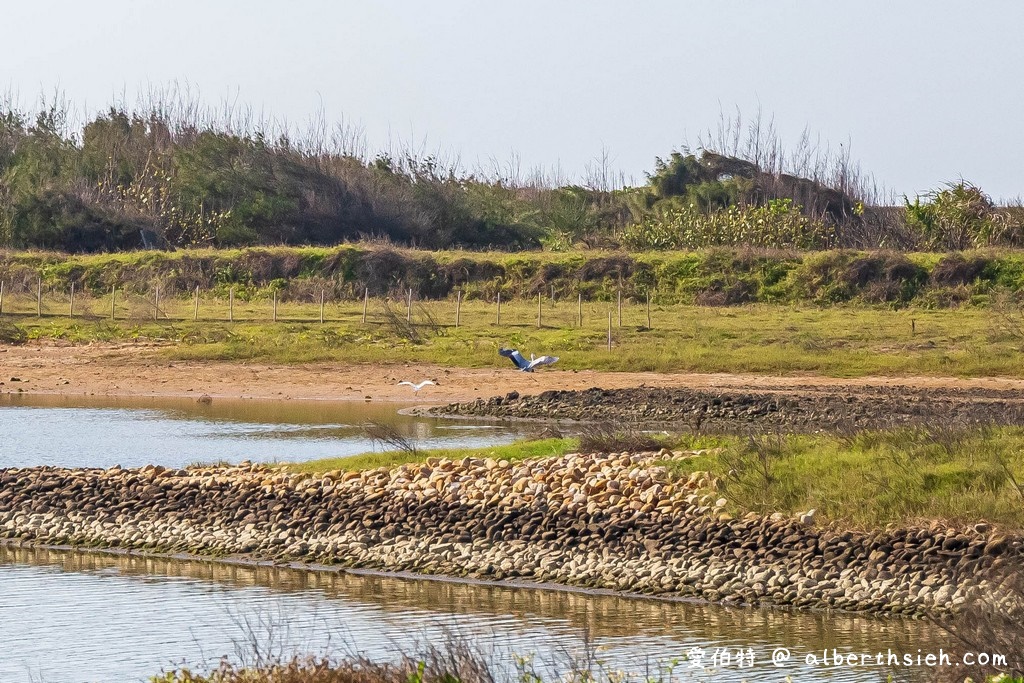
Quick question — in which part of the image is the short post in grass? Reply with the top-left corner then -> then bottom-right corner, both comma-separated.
406,288 -> 412,323
272,290 -> 277,322
69,282 -> 74,319
646,291 -> 652,329
154,285 -> 160,320
0,281 -> 4,316
617,288 -> 622,327
37,278 -> 42,317
912,318 -> 916,335
110,285 -> 116,321
455,290 -> 462,328
193,285 -> 200,322
229,287 -> 234,322
607,309 -> 612,351
495,291 -> 501,325
537,291 -> 542,328
578,292 -> 583,327
550,284 -> 555,305
361,287 -> 368,323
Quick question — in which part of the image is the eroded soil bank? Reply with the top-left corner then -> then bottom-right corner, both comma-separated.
1,453 -> 1019,617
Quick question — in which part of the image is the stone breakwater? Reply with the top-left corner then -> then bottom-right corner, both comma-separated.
0,453 -> 1018,616
431,386 -> 1024,431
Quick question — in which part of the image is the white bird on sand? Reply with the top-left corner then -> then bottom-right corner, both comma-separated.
498,348 -> 559,372
398,380 -> 436,392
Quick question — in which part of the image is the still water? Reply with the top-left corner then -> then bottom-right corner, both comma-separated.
0,547 -> 950,683
0,394 -> 529,469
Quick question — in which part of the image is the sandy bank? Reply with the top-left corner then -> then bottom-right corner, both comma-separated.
4,342 -> 1024,404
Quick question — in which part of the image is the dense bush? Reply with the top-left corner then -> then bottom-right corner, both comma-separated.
2,101 -> 1023,253
620,199 -> 835,250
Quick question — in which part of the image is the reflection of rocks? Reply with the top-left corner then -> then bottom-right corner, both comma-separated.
0,545 -> 946,654
431,386 -> 1024,431
0,454 -> 1019,617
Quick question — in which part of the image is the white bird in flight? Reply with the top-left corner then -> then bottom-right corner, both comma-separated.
398,380 -> 436,392
499,348 -> 559,372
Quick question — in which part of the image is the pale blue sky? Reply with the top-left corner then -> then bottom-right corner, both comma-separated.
4,1 -> 1023,199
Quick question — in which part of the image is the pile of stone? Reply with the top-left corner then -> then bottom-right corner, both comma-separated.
0,451 -> 1018,616
431,386 -> 1024,432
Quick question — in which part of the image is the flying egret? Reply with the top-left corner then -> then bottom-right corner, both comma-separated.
498,348 -> 559,372
398,380 -> 436,392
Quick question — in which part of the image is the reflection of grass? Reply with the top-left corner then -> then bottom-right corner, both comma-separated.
287,437 -> 576,473
669,427 -> 1024,530
5,299 -> 1024,377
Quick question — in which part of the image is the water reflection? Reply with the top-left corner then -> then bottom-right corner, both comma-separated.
0,547 -> 952,683
0,394 -> 528,469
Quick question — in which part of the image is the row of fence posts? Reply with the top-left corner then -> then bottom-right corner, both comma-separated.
0,279 -> 653,347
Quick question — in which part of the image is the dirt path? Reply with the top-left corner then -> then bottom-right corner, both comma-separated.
2,341 -> 1024,404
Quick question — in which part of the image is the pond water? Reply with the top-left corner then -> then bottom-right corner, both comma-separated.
0,546 -> 952,683
0,394 -> 530,469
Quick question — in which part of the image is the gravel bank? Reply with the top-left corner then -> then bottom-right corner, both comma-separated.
430,386 -> 1024,431
1,452 -> 1018,616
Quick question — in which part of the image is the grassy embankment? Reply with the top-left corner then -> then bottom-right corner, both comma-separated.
4,246 -> 1024,376
288,427 -> 1024,531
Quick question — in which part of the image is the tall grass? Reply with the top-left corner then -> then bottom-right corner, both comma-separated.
670,426 -> 1024,529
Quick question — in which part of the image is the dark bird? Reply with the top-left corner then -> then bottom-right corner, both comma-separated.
499,348 -> 559,372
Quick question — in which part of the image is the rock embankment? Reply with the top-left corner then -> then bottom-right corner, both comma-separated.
431,386 -> 1024,431
0,453 -> 1018,615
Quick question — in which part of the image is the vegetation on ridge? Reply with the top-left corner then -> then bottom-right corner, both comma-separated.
3,98 -> 1023,253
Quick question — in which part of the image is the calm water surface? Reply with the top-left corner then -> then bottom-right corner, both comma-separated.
0,547 -> 952,683
0,394 -> 529,469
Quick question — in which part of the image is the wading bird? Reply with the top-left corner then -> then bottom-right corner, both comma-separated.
499,348 -> 559,372
398,380 -> 436,392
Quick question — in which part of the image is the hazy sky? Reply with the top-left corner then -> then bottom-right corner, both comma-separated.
4,1 -> 1024,199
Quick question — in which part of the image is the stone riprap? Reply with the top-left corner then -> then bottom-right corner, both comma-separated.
0,452 -> 1018,616
430,386 -> 1024,432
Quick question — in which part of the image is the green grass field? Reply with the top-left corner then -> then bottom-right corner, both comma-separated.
2,291 -> 1023,377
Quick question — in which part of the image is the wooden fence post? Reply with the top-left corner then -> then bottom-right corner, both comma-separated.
455,290 -> 462,328
646,291 -> 652,329
37,278 -> 42,317
229,287 -> 234,322
111,285 -> 116,321
320,289 -> 325,323
406,288 -> 412,323
154,285 -> 160,320
607,309 -> 612,351
272,290 -> 278,322
362,287 -> 368,323
193,285 -> 200,322
617,288 -> 622,327
496,291 -> 501,325
69,283 -> 75,319
577,293 -> 582,327
537,291 -> 542,328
